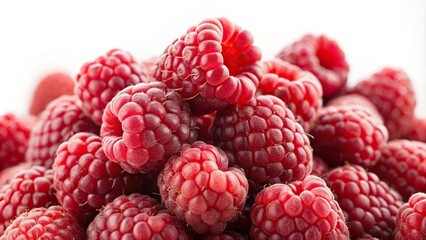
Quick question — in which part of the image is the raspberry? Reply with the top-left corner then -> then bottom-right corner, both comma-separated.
351,67 -> 416,139
158,141 -> 249,234
211,94 -> 312,193
0,166 -> 57,235
53,132 -> 146,226
311,156 -> 330,177
310,105 -> 388,168
0,205 -> 85,240
395,192 -> 426,240
202,232 -> 247,240
153,17 -> 262,114
29,72 -> 75,116
0,162 -> 30,187
371,140 -> 426,201
87,193 -> 191,240
141,56 -> 160,81
325,165 -> 403,239
276,34 -> 349,99
75,49 -> 145,125
406,117 -> 426,143
226,203 -> 252,235
258,58 -> 323,131
101,81 -> 197,173
26,95 -> 99,168
250,175 -> 349,239
194,112 -> 215,143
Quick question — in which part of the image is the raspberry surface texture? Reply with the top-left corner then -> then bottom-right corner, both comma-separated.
101,81 -> 197,173
194,112 -> 215,143
406,118 -> 426,143
325,165 -> 403,239
276,34 -> 349,99
158,141 -> 249,234
395,192 -> 426,240
258,58 -> 323,131
202,232 -> 247,240
153,17 -> 263,114
87,193 -> 191,240
75,49 -> 145,125
0,162 -> 30,187
250,175 -> 349,239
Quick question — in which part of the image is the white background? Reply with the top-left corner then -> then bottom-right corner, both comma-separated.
0,0 -> 425,117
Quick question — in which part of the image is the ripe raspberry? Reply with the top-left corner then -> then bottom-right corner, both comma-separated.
310,105 -> 388,168
406,117 -> 426,143
101,81 -> 197,173
311,156 -> 330,177
141,56 -> 160,81
351,67 -> 416,139
325,165 -> 403,239
87,193 -> 191,240
158,141 -> 249,234
395,192 -> 426,240
211,94 -> 312,193
75,49 -> 145,125
202,232 -> 247,240
153,17 -> 262,114
276,34 -> 349,99
29,72 -> 75,116
53,132 -> 145,226
371,140 -> 426,201
250,175 -> 349,239
0,166 -> 57,235
258,58 -> 323,131
0,162 -> 30,187
194,112 -> 215,143
26,95 -> 99,168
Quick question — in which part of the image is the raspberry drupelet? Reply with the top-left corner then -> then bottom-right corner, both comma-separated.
406,117 -> 426,143
395,192 -> 426,240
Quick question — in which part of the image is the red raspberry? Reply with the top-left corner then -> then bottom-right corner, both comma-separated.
0,162 -> 30,188
258,58 -> 323,131
141,56 -> 160,81
226,203 -> 252,235
26,95 -> 99,168
325,165 -> 403,239
0,205 -> 85,240
211,94 -> 312,193
75,49 -> 145,125
311,156 -> 330,177
87,193 -> 191,240
153,17 -> 262,114
310,105 -> 388,168
406,117 -> 426,143
29,72 -> 75,116
250,175 -> 349,239
202,232 -> 247,240
194,112 -> 215,143
351,67 -> 416,139
53,132 -> 146,226
395,192 -> 426,240
158,141 -> 249,234
276,34 -> 349,99
0,166 -> 58,235
371,140 -> 426,201
101,81 -> 197,173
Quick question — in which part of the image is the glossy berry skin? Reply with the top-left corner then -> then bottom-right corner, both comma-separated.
258,58 -> 323,131
76,49 -> 145,125
406,118 -> 426,143
371,140 -> 426,201
325,165 -> 403,239
276,34 -> 349,99
158,141 -> 249,234
395,192 -> 426,240
194,112 -> 215,143
250,175 -> 349,240
0,162 -> 31,188
211,95 -> 312,194
310,105 -> 388,168
87,193 -> 191,240
101,81 -> 197,173
0,206 -> 85,240
153,17 -> 263,114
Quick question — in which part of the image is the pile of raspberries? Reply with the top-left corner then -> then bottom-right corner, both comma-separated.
1,17 -> 425,240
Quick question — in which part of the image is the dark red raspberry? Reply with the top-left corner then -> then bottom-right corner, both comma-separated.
406,117 -> 426,143
194,112 -> 215,143
310,105 -> 388,168
371,140 -> 426,201
311,156 -> 330,177
53,132 -> 145,226
325,165 -> 403,239
395,192 -> 426,240
258,58 -> 323,131
276,34 -> 349,99
351,67 -> 416,139
202,232 -> 247,240
0,162 -> 30,187
101,81 -> 197,173
29,72 -> 75,116
0,205 -> 85,240
75,49 -> 145,125
226,203 -> 252,235
26,95 -> 99,168
153,17 -> 262,114
211,94 -> 312,193
158,141 -> 249,234
87,193 -> 191,240
0,166 -> 58,235
250,175 -> 349,239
